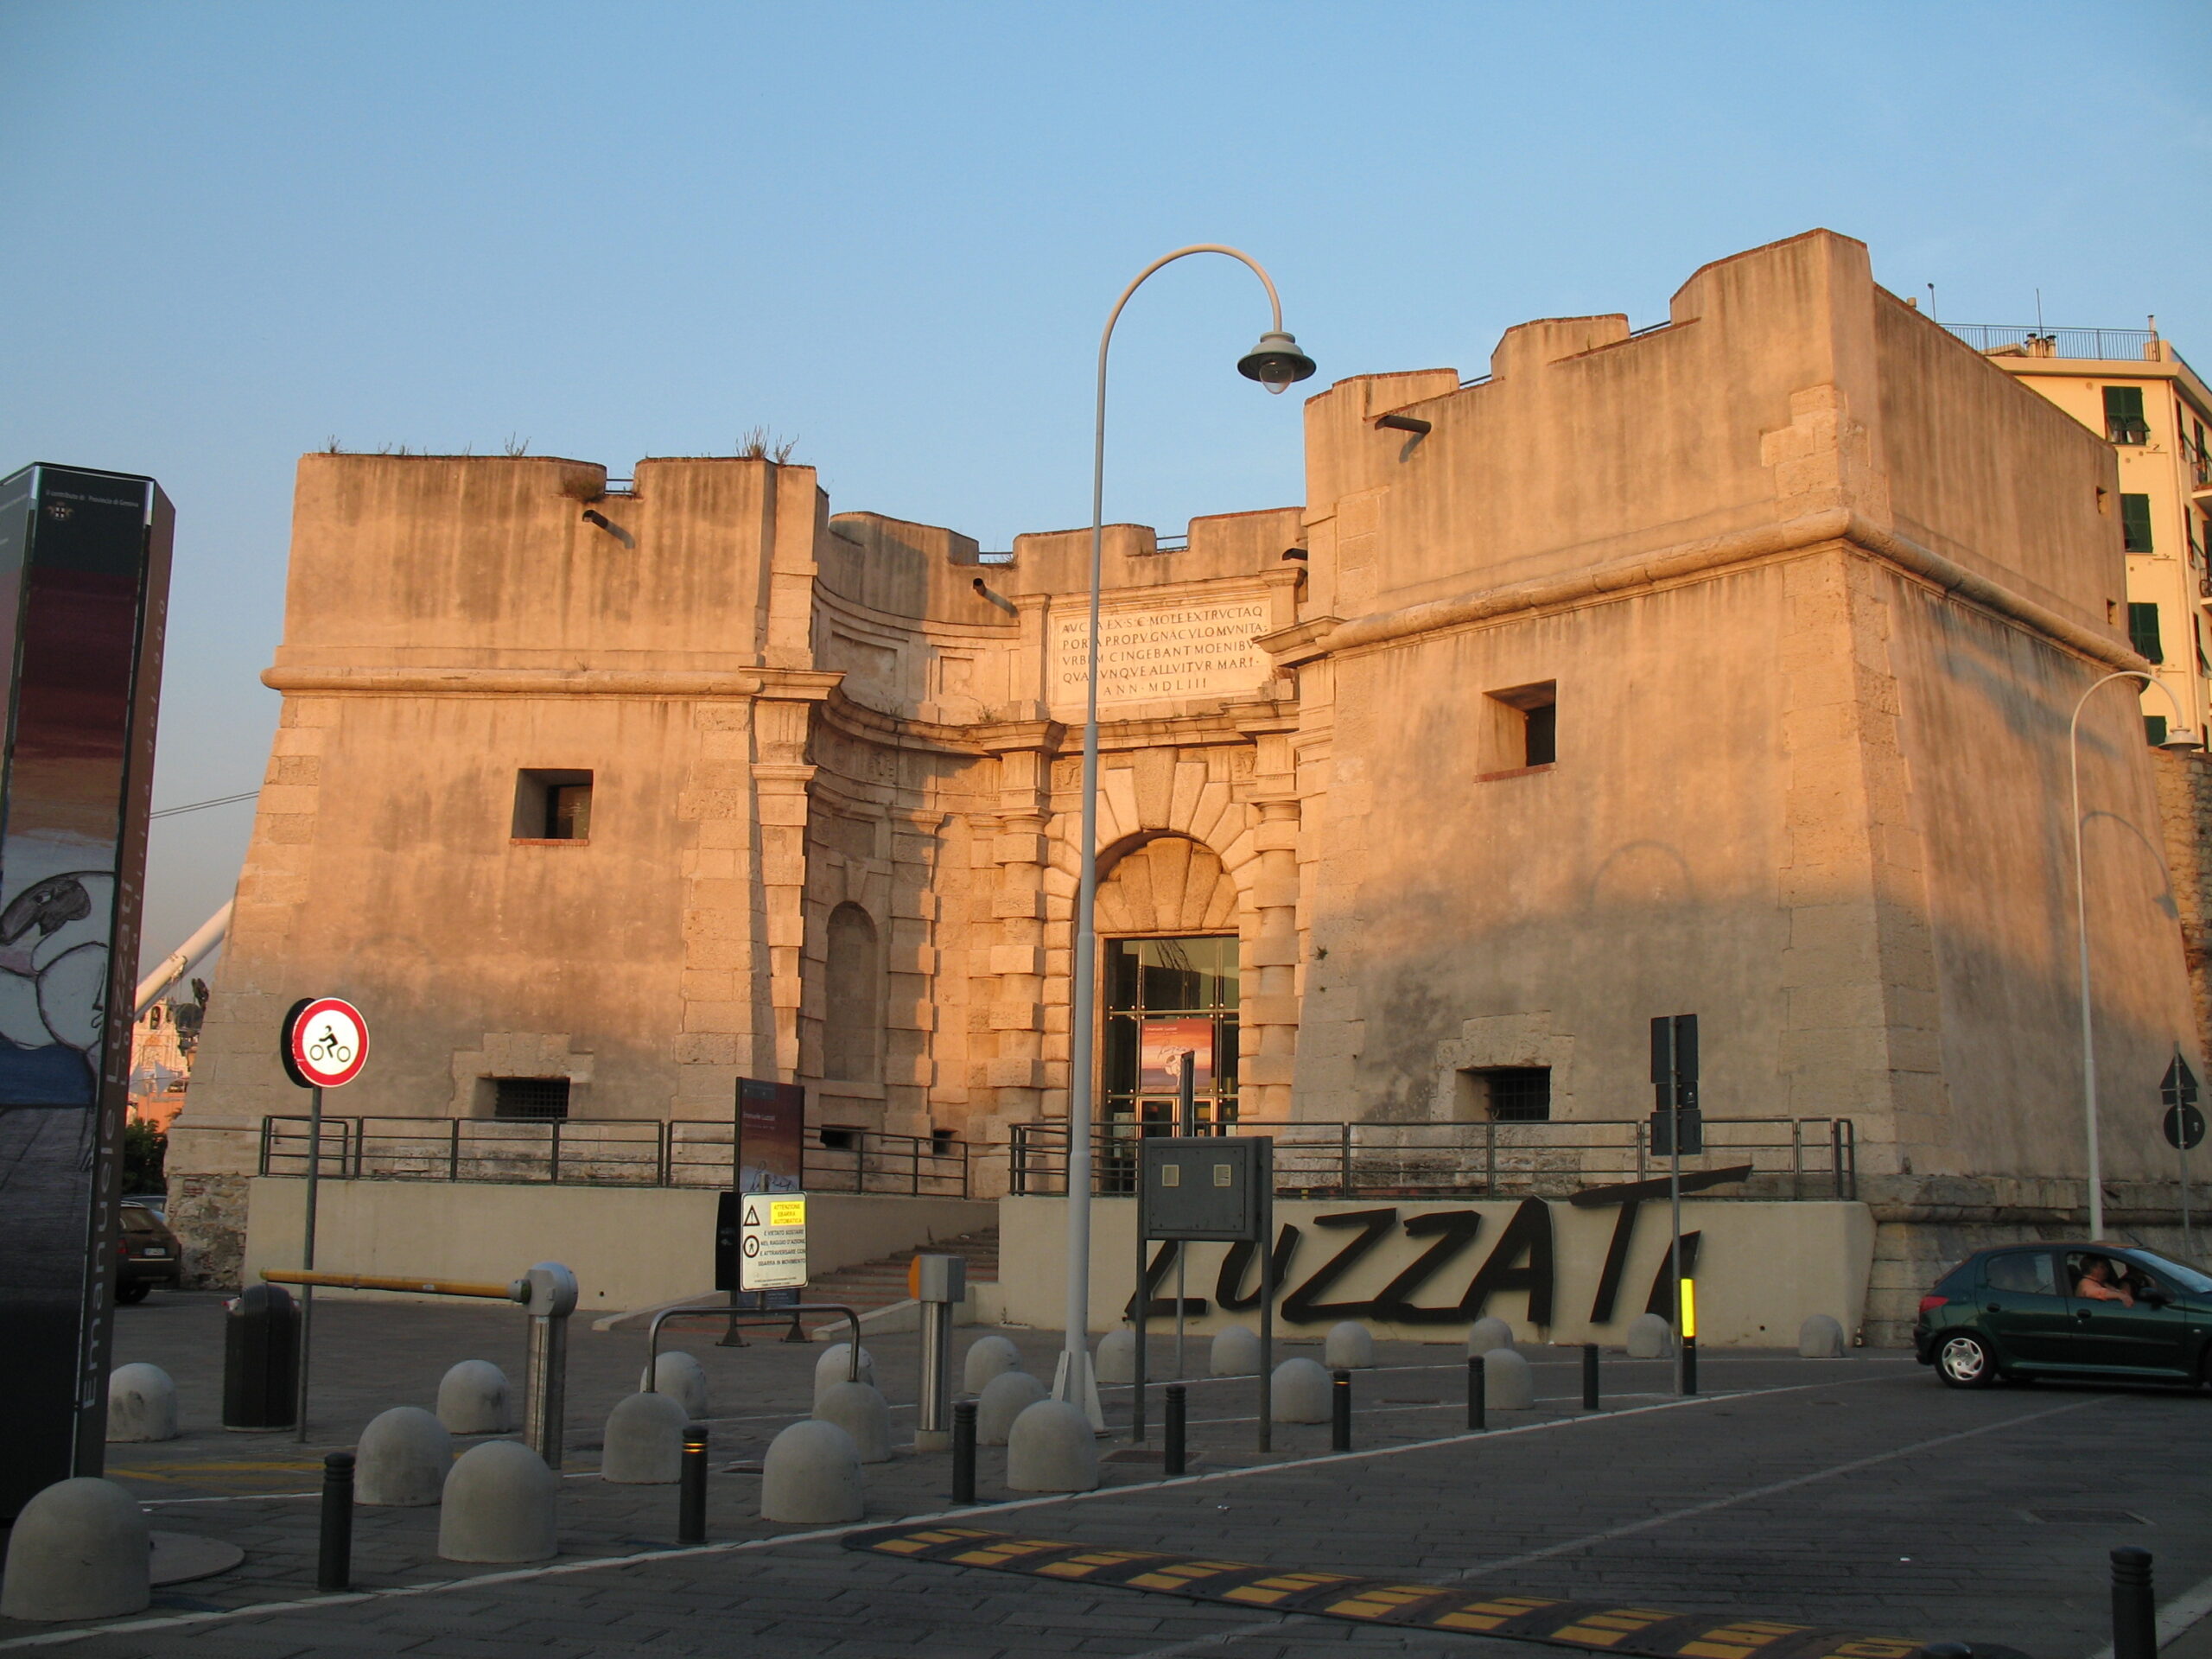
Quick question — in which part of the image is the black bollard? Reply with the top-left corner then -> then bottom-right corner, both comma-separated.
1682,1335 -> 1698,1395
1331,1370 -> 1352,1452
317,1451 -> 354,1592
951,1400 -> 977,1504
2111,1547 -> 2155,1659
679,1425 -> 709,1545
1582,1343 -> 1600,1410
1467,1357 -> 1486,1432
1164,1384 -> 1187,1477
1919,1645 -> 1973,1659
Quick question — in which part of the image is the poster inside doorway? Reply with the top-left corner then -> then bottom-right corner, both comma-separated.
1139,1018 -> 1214,1092
736,1077 -> 804,1193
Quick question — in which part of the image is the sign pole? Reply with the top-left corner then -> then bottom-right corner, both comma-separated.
1174,1050 -> 1194,1379
296,1082 -> 322,1441
278,995 -> 368,1444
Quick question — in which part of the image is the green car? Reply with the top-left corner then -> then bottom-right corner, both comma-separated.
1915,1243 -> 2212,1388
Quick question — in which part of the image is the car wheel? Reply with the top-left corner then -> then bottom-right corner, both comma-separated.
114,1281 -> 150,1305
1936,1332 -> 1995,1388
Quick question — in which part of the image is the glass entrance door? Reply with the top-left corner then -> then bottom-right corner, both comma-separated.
1102,934 -> 1240,1149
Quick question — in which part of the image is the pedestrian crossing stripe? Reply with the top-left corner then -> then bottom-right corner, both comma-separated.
842,1527 -> 2020,1659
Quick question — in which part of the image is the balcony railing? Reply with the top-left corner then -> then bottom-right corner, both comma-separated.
257,1115 -> 970,1198
1007,1116 -> 1856,1202
1942,323 -> 2160,362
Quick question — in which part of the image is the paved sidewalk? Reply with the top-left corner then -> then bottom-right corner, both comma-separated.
0,1294 -> 2202,1657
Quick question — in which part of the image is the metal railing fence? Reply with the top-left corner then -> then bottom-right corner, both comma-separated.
257,1115 -> 969,1198
1007,1116 -> 1856,1202
1941,324 -> 2159,362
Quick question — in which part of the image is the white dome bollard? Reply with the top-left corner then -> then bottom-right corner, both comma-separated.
761,1419 -> 865,1522
437,1359 -> 514,1434
1270,1357 -> 1332,1423
977,1371 -> 1047,1445
1323,1322 -> 1375,1369
962,1334 -> 1021,1395
601,1392 -> 689,1484
1466,1317 -> 1516,1356
1484,1349 -> 1535,1410
1095,1326 -> 1157,1384
813,1343 -> 875,1406
105,1363 -> 178,1443
0,1478 -> 149,1621
813,1380 -> 895,1464
1006,1399 -> 1099,1493
1210,1325 -> 1262,1376
438,1440 -> 557,1563
1799,1313 -> 1847,1358
357,1406 -> 453,1506
640,1351 -> 709,1419
1625,1313 -> 1674,1359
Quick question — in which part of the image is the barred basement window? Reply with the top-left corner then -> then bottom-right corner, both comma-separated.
2129,602 -> 2164,664
493,1077 -> 570,1120
1458,1065 -> 1552,1122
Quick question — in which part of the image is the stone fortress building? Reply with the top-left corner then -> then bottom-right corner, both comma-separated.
170,231 -> 2212,1339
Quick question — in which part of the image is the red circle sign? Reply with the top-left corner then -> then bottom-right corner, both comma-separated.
283,996 -> 369,1089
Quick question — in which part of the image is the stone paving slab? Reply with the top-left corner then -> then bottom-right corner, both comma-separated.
0,1294 -> 2206,1657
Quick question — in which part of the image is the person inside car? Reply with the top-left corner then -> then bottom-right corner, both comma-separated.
2075,1255 -> 2136,1307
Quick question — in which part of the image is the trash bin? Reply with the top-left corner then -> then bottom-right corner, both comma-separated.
223,1283 -> 299,1429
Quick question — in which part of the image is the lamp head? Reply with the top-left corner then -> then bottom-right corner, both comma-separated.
1237,330 -> 1318,395
2160,726 -> 2204,753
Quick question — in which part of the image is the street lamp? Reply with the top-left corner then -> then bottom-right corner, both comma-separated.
1054,247 -> 1315,1416
2069,670 -> 2200,1240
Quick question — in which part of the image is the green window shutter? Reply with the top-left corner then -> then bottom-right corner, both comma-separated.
2104,385 -> 2150,444
2122,493 -> 2155,552
2129,601 -> 2164,664
2146,715 -> 2170,747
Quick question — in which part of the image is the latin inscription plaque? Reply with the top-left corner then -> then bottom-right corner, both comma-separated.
1050,594 -> 1270,711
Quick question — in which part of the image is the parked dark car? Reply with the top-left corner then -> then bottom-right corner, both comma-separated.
1916,1242 -> 2212,1388
116,1201 -> 182,1303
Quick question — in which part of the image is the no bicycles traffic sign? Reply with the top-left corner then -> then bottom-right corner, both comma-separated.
281,995 -> 369,1090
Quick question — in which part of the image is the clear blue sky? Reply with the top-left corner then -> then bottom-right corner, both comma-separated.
3,1 -> 2207,970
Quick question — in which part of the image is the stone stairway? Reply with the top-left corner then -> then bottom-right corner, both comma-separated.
804,1227 -> 1001,1314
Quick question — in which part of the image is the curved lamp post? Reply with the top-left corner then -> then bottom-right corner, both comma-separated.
1055,247 -> 1315,1413
2070,670 -> 2200,1240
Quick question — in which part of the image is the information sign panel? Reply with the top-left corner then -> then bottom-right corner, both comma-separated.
739,1192 -> 808,1291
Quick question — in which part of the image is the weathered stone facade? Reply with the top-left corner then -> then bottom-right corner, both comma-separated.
172,231 -> 2210,1299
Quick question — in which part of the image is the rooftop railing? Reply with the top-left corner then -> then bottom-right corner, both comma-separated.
1942,324 -> 2160,362
1007,1116 -> 1856,1202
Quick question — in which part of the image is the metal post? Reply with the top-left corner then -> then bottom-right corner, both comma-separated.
1258,1144 -> 1275,1452
520,1262 -> 577,1470
296,1083 -> 324,1443
1164,1382 -> 1186,1476
952,1400 -> 977,1504
317,1450 -> 353,1592
1681,1275 -> 1699,1396
678,1425 -> 709,1545
1331,1370 -> 1351,1452
448,1117 -> 460,1180
1582,1343 -> 1600,1410
2111,1547 -> 2155,1659
1467,1357 -> 1485,1431
1670,1119 -> 1684,1398
550,1117 -> 563,1185
918,1297 -> 953,1452
1132,1215 -> 1149,1445
1175,1052 -> 1193,1380
1339,1123 -> 1352,1198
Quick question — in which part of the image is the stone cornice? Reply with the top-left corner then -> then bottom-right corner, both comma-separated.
262,664 -> 846,701
1255,508 -> 2147,674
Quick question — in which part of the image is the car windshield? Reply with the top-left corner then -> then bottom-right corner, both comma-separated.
119,1209 -> 161,1234
2126,1250 -> 2212,1294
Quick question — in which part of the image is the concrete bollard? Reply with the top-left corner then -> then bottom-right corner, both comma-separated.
0,1478 -> 150,1621
1465,1317 -> 1516,1356
1210,1325 -> 1262,1377
760,1419 -> 865,1523
106,1363 -> 178,1443
1323,1322 -> 1375,1370
977,1370 -> 1047,1446
437,1440 -> 558,1563
1798,1314 -> 1847,1358
1006,1399 -> 1099,1493
1484,1349 -> 1535,1410
436,1359 -> 514,1435
641,1350 -> 709,1419
601,1391 -> 689,1484
1625,1313 -> 1674,1359
813,1343 -> 875,1405
813,1380 -> 895,1464
1270,1357 -> 1332,1423
357,1406 -> 453,1506
962,1334 -> 1021,1395
1095,1326 -> 1157,1384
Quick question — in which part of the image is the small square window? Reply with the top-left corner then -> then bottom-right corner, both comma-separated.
492,1077 -> 569,1121
514,769 -> 592,841
2121,494 -> 2155,554
1482,682 -> 1557,775
1455,1066 -> 1552,1122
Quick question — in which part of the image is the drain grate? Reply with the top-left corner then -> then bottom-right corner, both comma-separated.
2028,1508 -> 2145,1524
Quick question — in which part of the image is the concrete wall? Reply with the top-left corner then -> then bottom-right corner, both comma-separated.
244,1179 -> 994,1312
995,1195 -> 1874,1349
